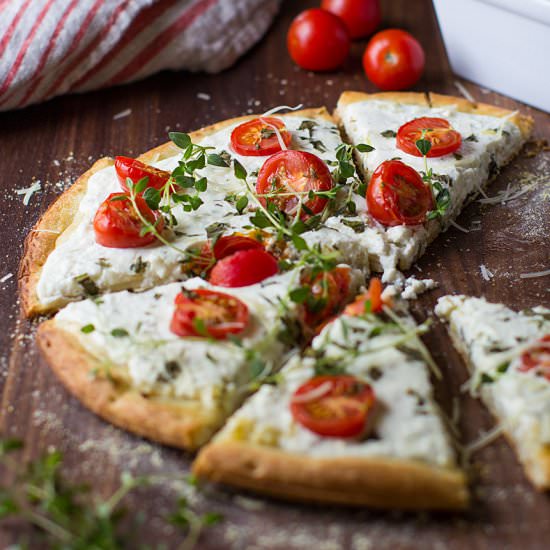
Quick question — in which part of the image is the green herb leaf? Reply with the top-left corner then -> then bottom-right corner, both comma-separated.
74,274 -> 99,296
143,187 -> 161,210
289,286 -> 310,303
233,159 -> 247,181
291,233 -> 308,251
195,177 -> 207,192
416,138 -> 432,156
356,143 -> 375,153
207,153 -> 229,168
380,129 -> 397,138
81,324 -> 95,334
134,176 -> 149,194
169,132 -> 191,149
236,195 -> 248,214
110,328 -> 129,338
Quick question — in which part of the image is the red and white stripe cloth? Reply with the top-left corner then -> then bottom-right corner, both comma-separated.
0,0 -> 281,111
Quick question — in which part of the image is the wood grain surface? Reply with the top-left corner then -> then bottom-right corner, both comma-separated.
1,0 -> 549,547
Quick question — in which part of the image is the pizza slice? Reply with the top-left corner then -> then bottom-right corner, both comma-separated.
37,265 -> 363,450
329,91 -> 532,280
21,107 -> 362,317
436,295 -> 550,489
193,286 -> 468,509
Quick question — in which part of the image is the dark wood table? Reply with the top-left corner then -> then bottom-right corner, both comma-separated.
1,0 -> 549,547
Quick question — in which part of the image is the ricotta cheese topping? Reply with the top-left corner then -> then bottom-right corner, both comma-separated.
54,270 -> 300,412
215,309 -> 457,467
436,295 -> 550,482
37,113 -> 354,308
336,99 -> 524,280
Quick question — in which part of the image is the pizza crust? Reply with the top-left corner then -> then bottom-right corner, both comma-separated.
37,320 -> 224,451
193,440 -> 469,509
335,91 -> 533,138
446,323 -> 550,490
19,108 -> 332,318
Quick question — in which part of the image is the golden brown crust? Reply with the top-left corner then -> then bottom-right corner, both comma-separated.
37,320 -> 222,451
19,158 -> 114,317
193,441 -> 469,509
20,108 -> 333,318
336,91 -> 533,138
446,322 -> 550,490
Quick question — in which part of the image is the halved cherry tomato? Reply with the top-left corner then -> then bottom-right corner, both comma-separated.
209,248 -> 278,288
291,375 -> 375,437
301,266 -> 350,329
230,117 -> 292,157
321,0 -> 380,39
344,277 -> 383,316
181,241 -> 215,277
170,289 -> 249,339
256,150 -> 333,218
213,235 -> 264,260
115,156 -> 171,193
287,8 -> 350,71
366,160 -> 434,226
397,117 -> 462,158
519,335 -> 550,380
363,29 -> 425,91
93,192 -> 164,248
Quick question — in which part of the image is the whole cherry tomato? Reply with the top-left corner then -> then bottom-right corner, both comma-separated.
321,0 -> 380,39
363,29 -> 425,90
287,8 -> 350,71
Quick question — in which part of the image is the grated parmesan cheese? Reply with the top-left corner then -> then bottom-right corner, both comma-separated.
0,273 -> 13,283
480,264 -> 494,281
478,182 -> 536,205
196,92 -> 211,101
520,269 -> 550,279
449,219 -> 470,233
464,424 -> 504,457
15,181 -> 41,205
113,108 -> 131,120
454,80 -> 476,103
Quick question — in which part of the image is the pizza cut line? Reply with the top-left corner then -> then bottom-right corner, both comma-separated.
18,91 -> 546,508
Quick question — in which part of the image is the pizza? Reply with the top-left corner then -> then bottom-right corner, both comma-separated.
194,290 -> 468,509
19,91 -> 538,507
20,107 -> 365,317
436,295 -> 550,489
38,267 -> 363,450
333,91 -> 532,279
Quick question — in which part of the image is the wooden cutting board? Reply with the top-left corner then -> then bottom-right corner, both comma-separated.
1,0 -> 548,547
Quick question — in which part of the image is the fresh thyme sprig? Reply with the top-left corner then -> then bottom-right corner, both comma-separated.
415,130 -> 451,220
0,439 -> 221,549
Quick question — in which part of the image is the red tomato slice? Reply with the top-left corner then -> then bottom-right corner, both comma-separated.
93,192 -> 164,248
115,156 -> 171,193
291,375 -> 375,437
213,235 -> 264,260
170,289 -> 249,339
230,117 -> 292,157
519,335 -> 550,380
208,248 -> 278,288
344,277 -> 383,316
302,266 -> 350,329
366,160 -> 434,226
256,150 -> 333,218
397,117 -> 462,158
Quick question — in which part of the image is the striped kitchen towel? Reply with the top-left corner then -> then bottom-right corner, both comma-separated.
0,0 -> 281,111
